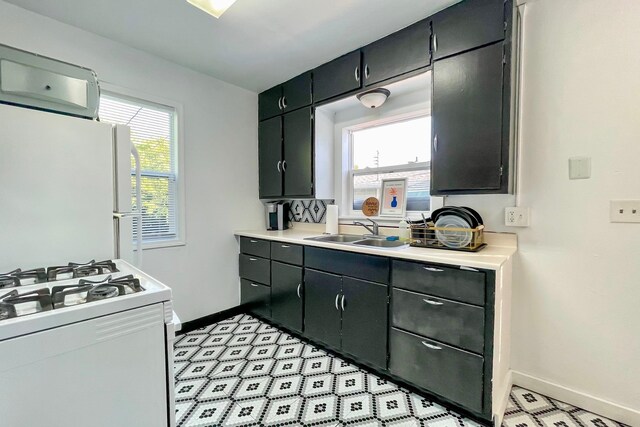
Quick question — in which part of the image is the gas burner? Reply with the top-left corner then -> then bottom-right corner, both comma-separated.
51,274 -> 144,309
46,260 -> 119,281
0,268 -> 47,289
0,288 -> 52,320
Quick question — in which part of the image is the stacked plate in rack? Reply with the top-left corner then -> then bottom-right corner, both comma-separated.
430,206 -> 484,249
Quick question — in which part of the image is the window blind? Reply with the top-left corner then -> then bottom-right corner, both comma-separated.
99,94 -> 178,243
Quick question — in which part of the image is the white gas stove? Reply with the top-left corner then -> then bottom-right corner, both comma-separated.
0,259 -> 176,427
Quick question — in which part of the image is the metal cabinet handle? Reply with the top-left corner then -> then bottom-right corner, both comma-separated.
281,244 -> 290,248
250,240 -> 258,243
355,66 -> 360,82
282,96 -> 287,109
335,294 -> 340,311
341,294 -> 346,311
249,258 -> 257,261
278,96 -> 283,110
423,298 -> 444,306
250,283 -> 259,287
423,266 -> 444,272
297,283 -> 302,299
282,160 -> 287,172
364,64 -> 370,79
460,266 -> 479,272
422,341 -> 442,350
433,33 -> 438,52
277,160 -> 282,172
433,134 -> 438,152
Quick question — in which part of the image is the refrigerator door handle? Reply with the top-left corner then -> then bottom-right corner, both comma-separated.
131,144 -> 143,268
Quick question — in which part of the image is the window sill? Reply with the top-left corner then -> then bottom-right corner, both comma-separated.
134,239 -> 186,251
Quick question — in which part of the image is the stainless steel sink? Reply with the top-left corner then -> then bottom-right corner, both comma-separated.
352,239 -> 409,248
305,234 -> 365,243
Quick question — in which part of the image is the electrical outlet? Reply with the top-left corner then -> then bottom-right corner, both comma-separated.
505,207 -> 530,227
610,200 -> 640,223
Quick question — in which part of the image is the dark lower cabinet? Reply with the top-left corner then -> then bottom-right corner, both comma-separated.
304,269 -> 342,348
431,0 -> 506,61
341,277 -> 388,369
240,279 -> 271,319
271,261 -> 303,333
431,42 -> 506,194
390,328 -> 484,413
258,116 -> 282,198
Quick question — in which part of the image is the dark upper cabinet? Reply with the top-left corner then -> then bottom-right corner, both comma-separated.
341,277 -> 388,369
282,72 -> 312,112
363,19 -> 431,87
258,85 -> 283,121
271,261 -> 303,333
431,0 -> 506,61
259,72 -> 312,121
304,269 -> 342,349
313,51 -> 362,103
283,107 -> 313,197
258,116 -> 283,198
431,42 -> 505,194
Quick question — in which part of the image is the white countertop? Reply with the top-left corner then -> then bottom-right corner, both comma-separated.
235,223 -> 517,270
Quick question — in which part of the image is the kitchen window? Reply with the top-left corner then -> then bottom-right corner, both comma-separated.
349,115 -> 431,214
99,92 -> 182,247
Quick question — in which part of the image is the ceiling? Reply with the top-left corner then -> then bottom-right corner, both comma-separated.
5,0 -> 459,92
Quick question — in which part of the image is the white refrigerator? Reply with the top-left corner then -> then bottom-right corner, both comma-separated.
0,102 -> 141,270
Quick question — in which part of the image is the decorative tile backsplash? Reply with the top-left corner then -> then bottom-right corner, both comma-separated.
288,200 -> 334,223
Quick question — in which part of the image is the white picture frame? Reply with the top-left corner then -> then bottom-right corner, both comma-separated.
380,178 -> 408,217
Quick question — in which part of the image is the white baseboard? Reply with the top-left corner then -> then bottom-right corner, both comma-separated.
511,371 -> 640,426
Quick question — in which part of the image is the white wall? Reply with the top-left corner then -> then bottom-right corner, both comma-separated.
509,0 -> 640,419
0,1 -> 263,323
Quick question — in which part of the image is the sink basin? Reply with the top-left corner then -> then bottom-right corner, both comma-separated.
352,239 -> 409,249
305,234 -> 364,243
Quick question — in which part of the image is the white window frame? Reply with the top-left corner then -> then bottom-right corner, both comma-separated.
337,109 -> 434,222
100,82 -> 186,250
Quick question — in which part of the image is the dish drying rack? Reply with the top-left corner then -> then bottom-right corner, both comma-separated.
409,222 -> 487,252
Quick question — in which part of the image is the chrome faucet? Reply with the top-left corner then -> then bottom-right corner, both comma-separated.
354,218 -> 380,237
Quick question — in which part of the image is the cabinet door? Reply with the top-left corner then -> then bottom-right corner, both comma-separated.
304,269 -> 342,349
341,277 -> 388,369
282,72 -> 312,112
258,116 -> 283,198
313,51 -> 362,102
271,262 -> 303,333
363,19 -> 430,86
283,107 -> 313,197
259,85 -> 283,121
241,279 -> 271,319
431,42 -> 504,194
432,0 -> 505,61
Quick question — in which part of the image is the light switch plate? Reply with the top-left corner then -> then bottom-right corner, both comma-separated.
610,200 -> 640,223
569,156 -> 591,179
505,207 -> 530,227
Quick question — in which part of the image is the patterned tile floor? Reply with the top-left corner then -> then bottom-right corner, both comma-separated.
173,313 -> 484,426
174,313 -> 630,427
502,386 -> 629,427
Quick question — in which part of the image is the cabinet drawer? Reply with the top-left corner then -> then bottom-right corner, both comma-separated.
392,260 -> 485,306
391,288 -> 484,354
271,241 -> 303,266
239,254 -> 271,285
241,279 -> 271,318
389,328 -> 483,413
240,237 -> 271,258
305,247 -> 389,284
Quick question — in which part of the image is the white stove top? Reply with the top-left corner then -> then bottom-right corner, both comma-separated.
0,260 -> 173,341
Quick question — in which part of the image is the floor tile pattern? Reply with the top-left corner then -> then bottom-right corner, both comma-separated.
502,386 -> 629,427
174,313 -> 483,426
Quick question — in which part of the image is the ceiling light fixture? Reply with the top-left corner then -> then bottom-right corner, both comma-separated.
186,0 -> 238,18
356,88 -> 391,109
